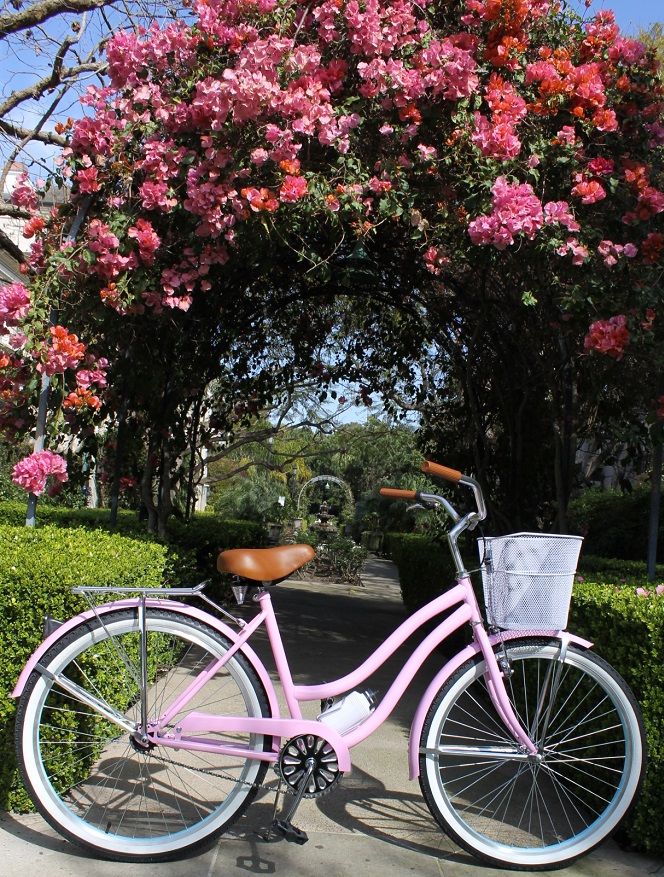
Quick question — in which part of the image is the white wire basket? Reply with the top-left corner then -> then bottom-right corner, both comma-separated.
478,533 -> 583,630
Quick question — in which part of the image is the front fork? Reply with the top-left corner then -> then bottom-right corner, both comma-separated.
473,621 -> 539,756
477,625 -> 573,757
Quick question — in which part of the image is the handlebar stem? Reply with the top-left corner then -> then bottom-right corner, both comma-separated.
459,474 -> 487,521
448,515 -> 474,577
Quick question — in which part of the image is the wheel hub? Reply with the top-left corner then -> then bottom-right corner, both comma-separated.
129,731 -> 156,753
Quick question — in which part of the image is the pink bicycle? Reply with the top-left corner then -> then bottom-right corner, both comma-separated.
13,461 -> 645,870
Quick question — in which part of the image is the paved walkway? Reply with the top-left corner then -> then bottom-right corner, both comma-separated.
1,556 -> 662,877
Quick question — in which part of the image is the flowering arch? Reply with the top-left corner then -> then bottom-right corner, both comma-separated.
3,0 -> 663,498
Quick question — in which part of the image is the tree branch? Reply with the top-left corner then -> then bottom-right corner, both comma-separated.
0,118 -> 67,147
0,204 -> 32,220
0,61 -> 103,118
0,0 -> 108,39
0,227 -> 26,263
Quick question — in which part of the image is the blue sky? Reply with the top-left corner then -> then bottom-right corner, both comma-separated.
574,0 -> 662,33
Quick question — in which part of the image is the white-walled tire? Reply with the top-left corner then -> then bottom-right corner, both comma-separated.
15,608 -> 271,861
419,639 -> 645,870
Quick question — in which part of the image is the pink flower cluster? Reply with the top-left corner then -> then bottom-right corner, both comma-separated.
597,240 -> 638,267
584,315 -> 629,359
572,177 -> 607,205
468,177 -> 544,249
76,357 -> 108,390
543,201 -> 580,232
12,450 -> 68,496
423,246 -> 450,275
128,218 -> 161,264
556,238 -> 589,265
76,166 -> 101,194
471,74 -> 527,160
87,219 -> 135,280
157,242 -> 229,309
39,325 -> 87,376
106,23 -> 199,89
10,172 -> 40,213
279,175 -> 308,203
0,283 -> 31,327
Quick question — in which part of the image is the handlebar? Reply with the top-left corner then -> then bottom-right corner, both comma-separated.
379,460 -> 488,576
380,460 -> 487,522
379,488 -> 417,501
420,460 -> 462,483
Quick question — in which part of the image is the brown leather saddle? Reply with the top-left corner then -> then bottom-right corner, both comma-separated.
217,543 -> 315,584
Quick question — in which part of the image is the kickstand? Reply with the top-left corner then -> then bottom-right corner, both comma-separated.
256,778 -> 284,843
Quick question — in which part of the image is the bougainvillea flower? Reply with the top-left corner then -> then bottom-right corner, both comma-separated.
12,450 -> 68,495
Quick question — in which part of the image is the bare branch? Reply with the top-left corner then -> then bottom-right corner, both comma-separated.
0,61 -> 103,118
0,0 -> 108,39
0,119 -> 67,147
0,226 -> 26,263
0,204 -> 32,220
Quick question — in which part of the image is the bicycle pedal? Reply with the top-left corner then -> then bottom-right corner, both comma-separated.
271,819 -> 309,845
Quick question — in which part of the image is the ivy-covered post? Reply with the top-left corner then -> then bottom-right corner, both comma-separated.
24,197 -> 92,527
24,366 -> 52,526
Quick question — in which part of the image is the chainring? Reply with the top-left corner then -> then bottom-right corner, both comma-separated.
277,734 -> 342,798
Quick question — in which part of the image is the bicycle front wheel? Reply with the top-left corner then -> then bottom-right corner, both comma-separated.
15,607 -> 271,861
419,639 -> 645,870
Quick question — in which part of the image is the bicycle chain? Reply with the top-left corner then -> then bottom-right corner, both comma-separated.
148,751 -> 298,796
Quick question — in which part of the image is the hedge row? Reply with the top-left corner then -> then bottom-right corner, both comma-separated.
384,532 -> 454,609
570,583 -> 664,857
577,554 -> 664,583
0,502 -> 266,587
385,531 -> 664,856
0,507 -> 265,813
0,525 -> 168,811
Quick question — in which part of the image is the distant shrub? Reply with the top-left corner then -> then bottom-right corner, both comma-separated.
568,488 -> 662,561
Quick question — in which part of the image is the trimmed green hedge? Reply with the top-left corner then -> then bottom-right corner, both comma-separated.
385,532 -> 477,654
384,532 -> 458,612
568,488 -> 663,561
0,502 -> 143,533
570,582 -> 664,857
0,525 -> 168,811
0,503 -> 266,588
578,554 -> 664,584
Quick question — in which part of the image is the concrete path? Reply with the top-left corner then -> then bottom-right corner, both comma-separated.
2,556 -> 662,877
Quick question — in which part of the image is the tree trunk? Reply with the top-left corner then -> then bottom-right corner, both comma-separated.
648,432 -> 662,581
157,440 -> 173,540
185,394 -> 203,521
109,410 -> 127,528
141,439 -> 158,535
553,334 -> 577,534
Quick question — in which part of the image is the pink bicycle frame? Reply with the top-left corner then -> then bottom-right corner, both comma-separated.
147,573 -> 558,768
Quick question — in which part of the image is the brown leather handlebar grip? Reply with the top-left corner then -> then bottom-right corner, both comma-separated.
379,487 -> 418,500
421,460 -> 463,483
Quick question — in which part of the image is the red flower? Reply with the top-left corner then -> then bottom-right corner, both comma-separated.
279,175 -> 308,203
571,179 -> 606,205
584,315 -> 629,360
240,187 -> 279,213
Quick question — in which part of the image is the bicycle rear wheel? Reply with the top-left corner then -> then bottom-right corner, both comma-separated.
419,639 -> 645,870
15,607 -> 271,861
